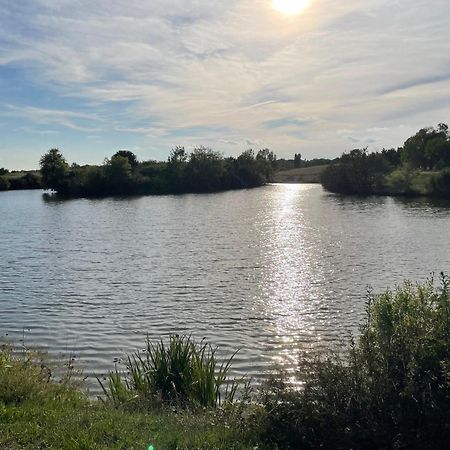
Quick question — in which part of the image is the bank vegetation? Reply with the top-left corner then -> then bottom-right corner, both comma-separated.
1,276 -> 449,449
38,147 -> 276,198
321,123 -> 450,197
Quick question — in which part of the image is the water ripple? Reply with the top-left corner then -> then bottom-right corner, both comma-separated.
1,186 -> 450,392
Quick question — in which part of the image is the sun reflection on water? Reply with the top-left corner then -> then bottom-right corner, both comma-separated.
256,184 -> 330,376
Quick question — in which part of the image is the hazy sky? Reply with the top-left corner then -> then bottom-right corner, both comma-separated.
1,0 -> 450,169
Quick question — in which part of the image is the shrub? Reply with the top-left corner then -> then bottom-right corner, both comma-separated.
431,169 -> 450,197
0,176 -> 10,191
321,149 -> 391,195
262,276 -> 450,449
384,165 -> 418,195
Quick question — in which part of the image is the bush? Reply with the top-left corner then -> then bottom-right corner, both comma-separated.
321,149 -> 391,195
384,165 -> 418,194
0,176 -> 10,191
262,276 -> 450,449
431,169 -> 450,197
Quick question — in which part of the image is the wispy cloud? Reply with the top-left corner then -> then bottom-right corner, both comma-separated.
2,105 -> 104,132
1,0 -> 450,168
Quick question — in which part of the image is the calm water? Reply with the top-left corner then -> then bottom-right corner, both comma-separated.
1,184 -> 450,390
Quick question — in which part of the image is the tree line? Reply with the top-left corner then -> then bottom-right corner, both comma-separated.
39,146 -> 277,197
0,168 -> 41,191
321,123 -> 450,197
276,153 -> 336,171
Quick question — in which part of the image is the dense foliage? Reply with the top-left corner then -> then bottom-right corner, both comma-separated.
321,148 -> 392,195
0,170 -> 42,191
321,123 -> 450,196
39,147 -> 276,197
262,276 -> 450,449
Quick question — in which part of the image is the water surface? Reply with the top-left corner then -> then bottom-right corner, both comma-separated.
1,185 -> 449,390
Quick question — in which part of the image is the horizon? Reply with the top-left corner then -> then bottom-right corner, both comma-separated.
1,0 -> 450,170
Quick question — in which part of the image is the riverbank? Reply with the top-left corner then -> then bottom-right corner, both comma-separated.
1,277 -> 449,449
320,124 -> 450,198
0,349 -> 260,449
322,164 -> 450,198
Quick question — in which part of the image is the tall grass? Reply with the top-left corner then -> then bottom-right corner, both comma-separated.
262,275 -> 450,449
99,334 -> 240,409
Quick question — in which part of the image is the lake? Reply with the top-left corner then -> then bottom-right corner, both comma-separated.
1,184 -> 450,391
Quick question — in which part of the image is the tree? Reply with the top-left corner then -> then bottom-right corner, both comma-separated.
168,146 -> 188,164
104,155 -> 132,190
256,148 -> 276,164
0,167 -> 9,176
256,148 -> 277,181
113,150 -> 138,168
294,153 -> 302,168
39,149 -> 69,192
185,147 -> 225,192
401,124 -> 450,169
322,148 -> 389,195
425,136 -> 450,169
381,148 -> 402,167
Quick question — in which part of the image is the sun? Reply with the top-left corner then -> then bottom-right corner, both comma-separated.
272,0 -> 310,16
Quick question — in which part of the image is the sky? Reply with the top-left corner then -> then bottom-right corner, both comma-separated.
1,0 -> 450,170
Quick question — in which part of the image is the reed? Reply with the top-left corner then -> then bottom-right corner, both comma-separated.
99,334 -> 240,409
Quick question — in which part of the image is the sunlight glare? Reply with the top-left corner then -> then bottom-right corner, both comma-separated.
272,0 -> 310,16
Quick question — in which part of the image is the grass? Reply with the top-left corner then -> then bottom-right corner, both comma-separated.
0,348 -> 260,450
273,165 -> 327,183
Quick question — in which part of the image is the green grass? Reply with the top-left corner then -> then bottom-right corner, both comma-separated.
0,349 -> 260,450
0,398 -> 258,449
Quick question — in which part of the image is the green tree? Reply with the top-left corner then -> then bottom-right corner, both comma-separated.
113,150 -> 138,168
39,149 -> 69,192
168,146 -> 188,164
104,155 -> 132,190
402,124 -> 450,169
165,146 -> 188,193
322,149 -> 389,195
185,147 -> 225,192
256,148 -> 277,181
425,136 -> 450,169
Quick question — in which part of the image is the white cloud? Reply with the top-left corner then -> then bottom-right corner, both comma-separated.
2,105 -> 103,132
1,0 -> 450,165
